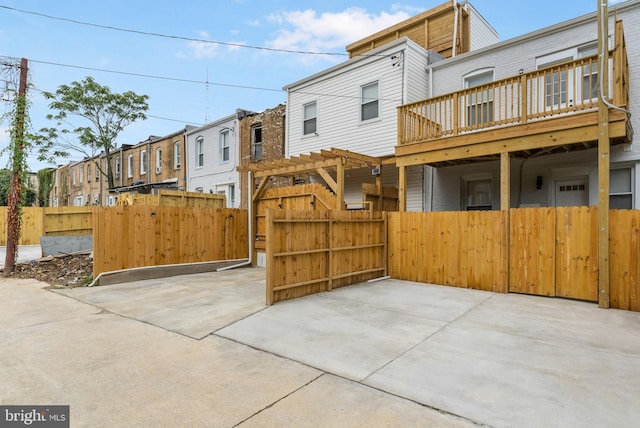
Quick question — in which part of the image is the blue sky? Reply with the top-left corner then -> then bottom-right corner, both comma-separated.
0,0 -> 623,171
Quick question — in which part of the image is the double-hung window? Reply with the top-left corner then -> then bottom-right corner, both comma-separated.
251,125 -> 263,161
173,142 -> 181,169
140,150 -> 147,175
610,168 -> 633,209
464,178 -> 493,211
115,156 -> 121,178
303,102 -> 317,135
361,82 -> 379,121
464,70 -> 494,127
127,155 -> 133,178
220,129 -> 230,163
155,148 -> 162,174
195,137 -> 204,168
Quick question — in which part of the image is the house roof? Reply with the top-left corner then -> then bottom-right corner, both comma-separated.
427,0 -> 640,70
282,37 -> 425,91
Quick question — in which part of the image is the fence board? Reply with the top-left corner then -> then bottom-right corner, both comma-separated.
93,206 -> 248,277
555,207 -> 598,301
610,210 -> 640,311
509,208 -> 556,296
388,211 -> 505,292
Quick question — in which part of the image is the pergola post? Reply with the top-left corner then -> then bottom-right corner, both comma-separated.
336,159 -> 345,210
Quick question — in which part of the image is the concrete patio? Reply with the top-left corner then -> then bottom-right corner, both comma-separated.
2,268 -> 639,427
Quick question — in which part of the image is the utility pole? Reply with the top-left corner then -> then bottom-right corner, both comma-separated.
3,58 -> 28,276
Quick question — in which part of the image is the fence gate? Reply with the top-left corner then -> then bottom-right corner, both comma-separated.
266,209 -> 387,304
509,207 -> 598,301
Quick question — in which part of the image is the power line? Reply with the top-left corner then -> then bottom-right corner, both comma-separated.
0,4 -> 349,58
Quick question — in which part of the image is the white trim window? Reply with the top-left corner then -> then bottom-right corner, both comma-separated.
360,81 -> 379,121
87,164 -> 91,182
140,150 -> 147,175
127,154 -> 133,178
195,136 -> 204,168
173,142 -> 181,169
79,165 -> 84,184
464,70 -> 494,127
610,168 -> 633,209
219,129 -> 230,163
155,148 -> 162,174
303,101 -> 317,135
115,156 -> 121,179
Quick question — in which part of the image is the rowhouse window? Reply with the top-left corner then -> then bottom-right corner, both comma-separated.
115,157 -> 121,178
251,125 -> 263,161
465,179 -> 492,210
140,150 -> 147,175
173,142 -> 181,169
361,82 -> 379,121
196,137 -> 204,168
303,102 -> 317,135
610,168 -> 633,209
220,129 -> 230,163
155,148 -> 162,174
578,44 -> 598,102
87,164 -> 91,182
127,155 -> 133,178
464,70 -> 494,127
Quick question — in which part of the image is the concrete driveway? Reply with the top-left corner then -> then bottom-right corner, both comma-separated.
3,269 -> 640,427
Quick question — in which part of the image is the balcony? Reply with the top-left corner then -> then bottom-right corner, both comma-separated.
396,20 -> 631,167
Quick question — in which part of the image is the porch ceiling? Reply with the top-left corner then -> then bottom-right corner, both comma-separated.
238,148 -> 386,178
395,109 -> 632,168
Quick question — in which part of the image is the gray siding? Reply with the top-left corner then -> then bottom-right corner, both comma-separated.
467,4 -> 499,51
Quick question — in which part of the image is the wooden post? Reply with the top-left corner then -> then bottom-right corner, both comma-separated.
336,159 -> 345,210
398,165 -> 407,212
500,151 -> 511,293
597,0 -> 610,308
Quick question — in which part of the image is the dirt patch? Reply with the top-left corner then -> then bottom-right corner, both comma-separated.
3,253 -> 93,288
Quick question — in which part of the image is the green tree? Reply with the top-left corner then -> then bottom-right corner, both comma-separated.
36,167 -> 55,207
36,76 -> 149,189
0,169 -> 36,206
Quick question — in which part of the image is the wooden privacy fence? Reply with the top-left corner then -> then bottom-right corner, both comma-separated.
0,206 -> 95,245
117,189 -> 226,208
93,206 -> 248,277
387,207 -> 638,312
388,210 -> 507,292
266,209 -> 387,304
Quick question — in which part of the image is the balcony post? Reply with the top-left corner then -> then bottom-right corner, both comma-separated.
597,0 -> 610,308
520,75 -> 528,124
453,93 -> 459,135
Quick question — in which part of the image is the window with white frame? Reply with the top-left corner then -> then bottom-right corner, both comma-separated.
195,136 -> 204,168
251,125 -> 262,161
220,129 -> 230,163
578,43 -> 598,102
303,102 -> 317,135
610,168 -> 633,209
87,164 -> 91,182
464,178 -> 493,210
537,42 -> 598,109
155,148 -> 162,174
464,70 -> 494,127
127,155 -> 133,178
115,156 -> 121,178
173,142 -> 181,169
140,150 -> 147,175
361,82 -> 379,121
79,165 -> 83,183
72,168 -> 76,186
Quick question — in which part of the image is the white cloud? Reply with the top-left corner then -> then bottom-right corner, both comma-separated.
266,7 -> 411,56
188,31 -> 220,59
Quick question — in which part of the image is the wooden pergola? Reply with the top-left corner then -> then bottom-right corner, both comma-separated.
238,148 -> 385,210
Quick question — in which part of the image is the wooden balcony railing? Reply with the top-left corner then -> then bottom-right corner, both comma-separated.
398,20 -> 629,146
